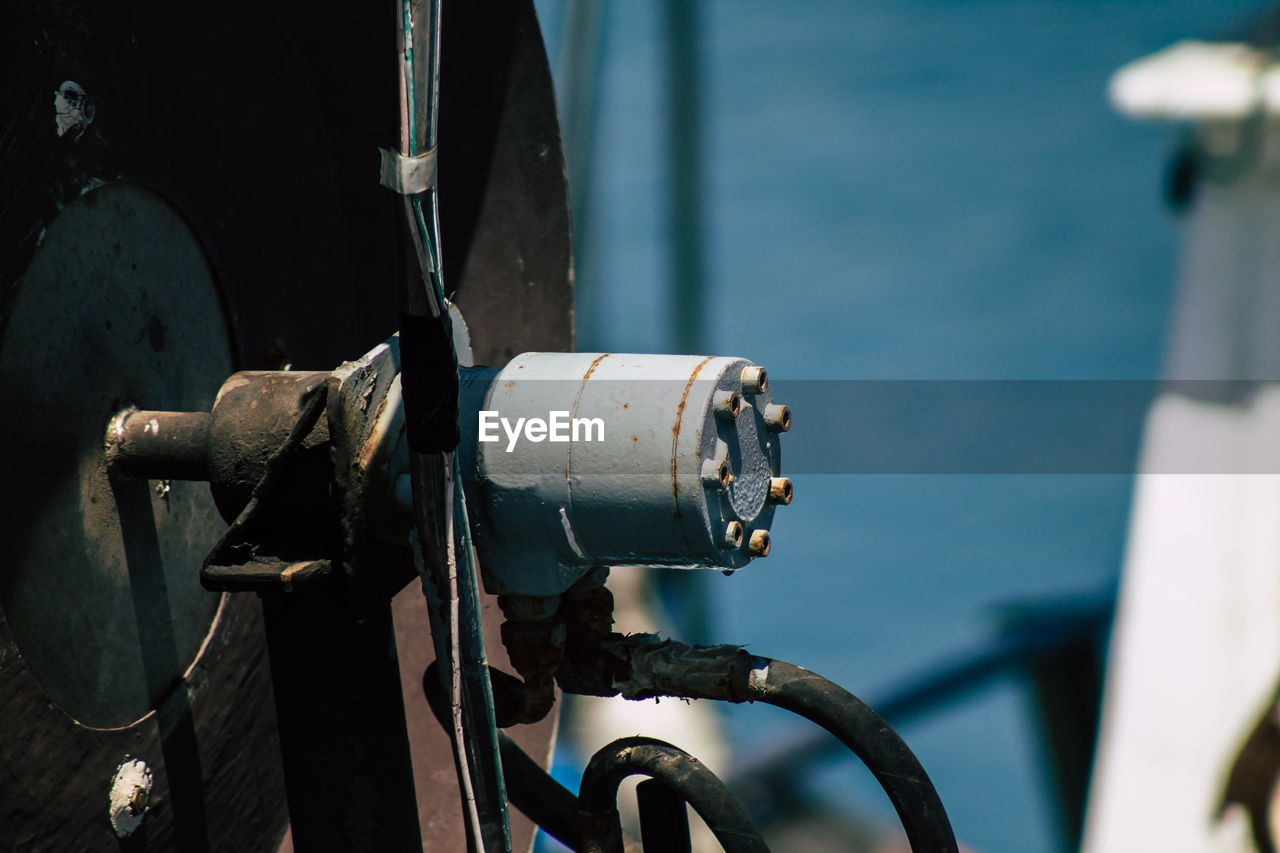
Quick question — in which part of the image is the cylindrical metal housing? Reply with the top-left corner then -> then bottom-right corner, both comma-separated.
206,371 -> 332,524
455,353 -> 785,596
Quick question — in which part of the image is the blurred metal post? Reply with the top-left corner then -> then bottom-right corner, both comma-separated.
660,0 -> 712,644
997,602 -> 1105,853
663,0 -> 705,356
558,0 -> 610,351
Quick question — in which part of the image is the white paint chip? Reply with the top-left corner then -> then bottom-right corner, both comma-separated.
559,506 -> 587,559
54,80 -> 95,140
108,757 -> 153,837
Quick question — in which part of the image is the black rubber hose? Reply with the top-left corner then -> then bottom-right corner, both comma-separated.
636,779 -> 692,853
749,659 -> 957,853
423,663 -> 582,850
577,736 -> 769,853
564,636 -> 959,852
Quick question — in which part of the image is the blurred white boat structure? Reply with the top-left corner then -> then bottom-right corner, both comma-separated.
1086,36 -> 1280,853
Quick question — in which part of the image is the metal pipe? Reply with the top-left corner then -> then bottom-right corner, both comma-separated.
556,0 -> 609,350
662,0 -> 705,354
657,0 -> 712,645
106,409 -> 211,481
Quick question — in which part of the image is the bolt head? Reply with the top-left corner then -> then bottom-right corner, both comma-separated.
740,365 -> 768,394
701,458 -> 730,487
748,529 -> 771,556
713,390 -> 742,420
768,477 -> 793,505
722,520 -> 744,548
764,403 -> 791,433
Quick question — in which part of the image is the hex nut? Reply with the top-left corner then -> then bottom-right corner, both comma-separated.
713,390 -> 742,420
740,365 -> 768,394
702,458 -> 731,487
768,477 -> 793,505
722,521 -> 744,548
748,529 -> 771,556
763,403 -> 790,433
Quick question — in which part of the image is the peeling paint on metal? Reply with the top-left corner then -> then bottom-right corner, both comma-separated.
108,757 -> 152,837
77,177 -> 108,197
748,663 -> 770,694
559,506 -> 587,559
54,81 -> 95,140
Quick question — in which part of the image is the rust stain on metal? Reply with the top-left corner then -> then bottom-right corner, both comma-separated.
671,356 -> 715,517
571,353 -> 610,422
581,353 -> 609,382
567,354 -> 611,484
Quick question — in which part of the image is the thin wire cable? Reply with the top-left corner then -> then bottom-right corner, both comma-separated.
444,456 -> 487,849
397,0 -> 510,848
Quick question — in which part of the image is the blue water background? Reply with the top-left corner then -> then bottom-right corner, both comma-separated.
532,2 -> 1268,849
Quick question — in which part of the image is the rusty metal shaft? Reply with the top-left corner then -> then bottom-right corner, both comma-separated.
107,410 -> 211,481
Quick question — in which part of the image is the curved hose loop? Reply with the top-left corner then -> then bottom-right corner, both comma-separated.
746,659 -> 958,853
577,736 -> 770,853
573,637 -> 959,852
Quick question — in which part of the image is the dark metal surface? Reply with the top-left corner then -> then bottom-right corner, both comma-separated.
0,183 -> 231,730
206,372 -> 334,526
438,0 -> 575,365
0,592 -> 287,852
202,378 -> 339,594
0,16 -> 398,839
263,592 -> 423,853
0,0 -> 571,848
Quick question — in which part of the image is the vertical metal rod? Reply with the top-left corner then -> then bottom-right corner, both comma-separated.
663,0 -> 705,355
659,0 -> 713,646
637,778 -> 693,853
998,606 -> 1105,853
558,0 -> 610,350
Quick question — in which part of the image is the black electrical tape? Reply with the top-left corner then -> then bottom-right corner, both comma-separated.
399,311 -> 461,453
